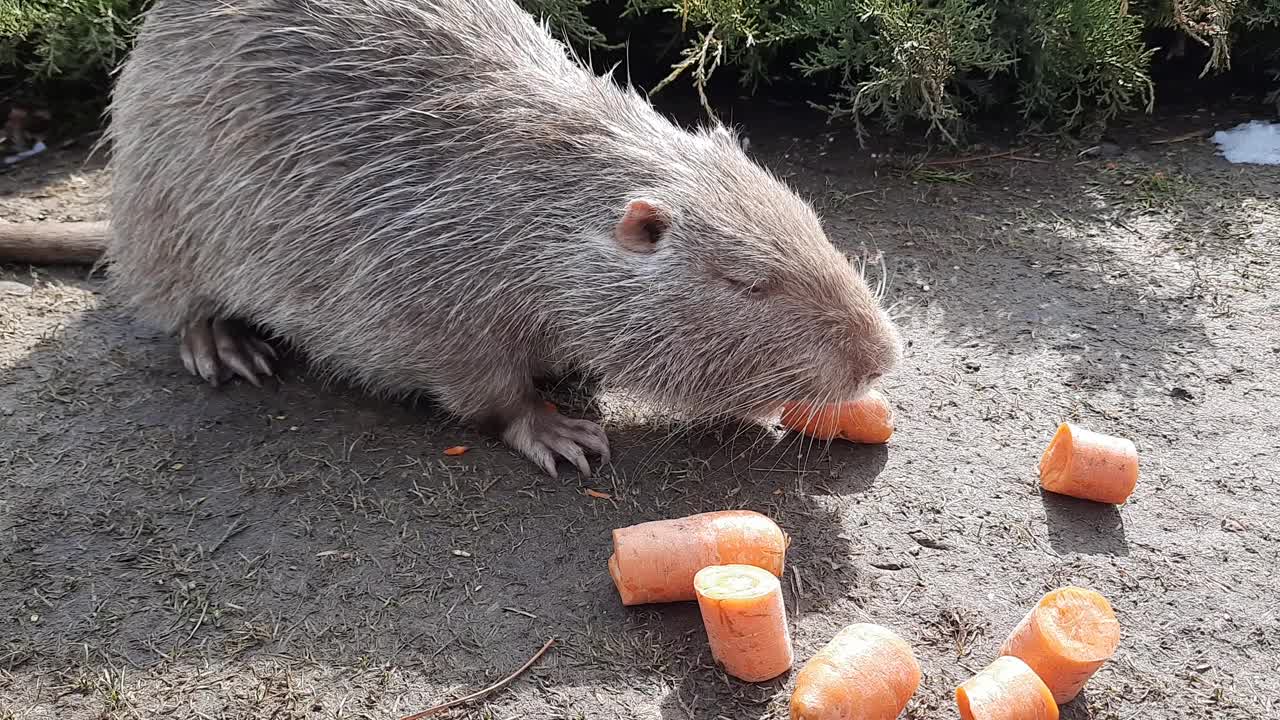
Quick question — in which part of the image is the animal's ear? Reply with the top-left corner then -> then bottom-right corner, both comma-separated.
614,198 -> 669,254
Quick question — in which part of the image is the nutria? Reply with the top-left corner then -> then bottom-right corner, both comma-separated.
0,0 -> 902,477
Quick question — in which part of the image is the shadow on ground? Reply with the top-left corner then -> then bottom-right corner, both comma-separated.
1040,492 -> 1129,557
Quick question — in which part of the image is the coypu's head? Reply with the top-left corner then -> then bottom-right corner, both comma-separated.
586,124 -> 903,421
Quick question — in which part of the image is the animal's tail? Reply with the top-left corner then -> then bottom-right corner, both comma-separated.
0,221 -> 109,265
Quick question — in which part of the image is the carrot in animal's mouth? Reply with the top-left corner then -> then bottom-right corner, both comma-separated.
781,389 -> 894,444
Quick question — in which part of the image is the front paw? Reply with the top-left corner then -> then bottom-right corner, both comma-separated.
502,406 -> 610,478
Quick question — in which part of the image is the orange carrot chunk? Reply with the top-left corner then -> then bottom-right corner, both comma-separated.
608,510 -> 787,606
781,389 -> 894,444
694,564 -> 794,682
1039,422 -> 1138,504
956,655 -> 1059,720
999,586 -> 1120,704
443,446 -> 468,456
790,623 -> 921,720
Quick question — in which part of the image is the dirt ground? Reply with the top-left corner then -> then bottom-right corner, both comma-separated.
2,101 -> 1278,720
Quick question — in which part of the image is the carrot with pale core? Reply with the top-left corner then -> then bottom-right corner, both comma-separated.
955,655 -> 1058,720
781,389 -> 894,444
1039,423 -> 1138,504
694,564 -> 794,682
790,623 -> 921,720
609,510 -> 787,606
999,586 -> 1120,704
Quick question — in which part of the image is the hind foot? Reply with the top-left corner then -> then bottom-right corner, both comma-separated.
179,317 -> 277,388
502,403 -> 610,479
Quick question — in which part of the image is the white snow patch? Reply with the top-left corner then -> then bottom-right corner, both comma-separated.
1211,120 -> 1280,165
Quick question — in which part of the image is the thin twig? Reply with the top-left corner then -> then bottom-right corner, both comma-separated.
1149,129 -> 1208,145
181,603 -> 208,645
206,515 -> 248,556
924,147 -> 1026,166
399,638 -> 556,720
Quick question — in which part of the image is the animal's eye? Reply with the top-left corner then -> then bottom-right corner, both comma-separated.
726,277 -> 770,298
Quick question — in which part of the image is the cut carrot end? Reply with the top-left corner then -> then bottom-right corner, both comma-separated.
695,563 -> 775,600
1000,585 -> 1120,704
694,565 -> 793,682
789,623 -> 920,720
1039,422 -> 1138,504
781,389 -> 894,445
443,445 -> 468,456
609,510 -> 788,606
607,552 -> 634,605
1036,587 -> 1121,661
1038,423 -> 1073,484
955,686 -> 974,720
955,655 -> 1058,720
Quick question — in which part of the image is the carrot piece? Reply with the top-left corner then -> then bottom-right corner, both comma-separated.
608,510 -> 788,606
780,389 -> 894,444
694,564 -> 794,682
790,623 -> 921,720
1039,422 -> 1138,504
443,446 -> 468,456
955,655 -> 1058,720
544,401 -> 558,413
999,586 -> 1120,704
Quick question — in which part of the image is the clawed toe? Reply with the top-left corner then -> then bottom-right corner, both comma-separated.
180,317 -> 277,388
503,406 -> 611,478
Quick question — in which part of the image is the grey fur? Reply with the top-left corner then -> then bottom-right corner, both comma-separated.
104,0 -> 902,474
